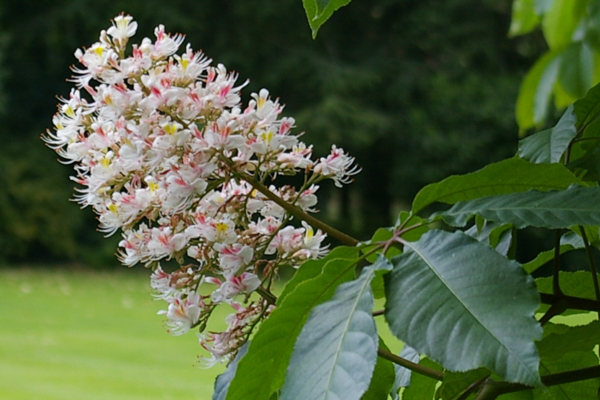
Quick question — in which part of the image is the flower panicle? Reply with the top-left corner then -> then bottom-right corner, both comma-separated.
44,14 -> 360,365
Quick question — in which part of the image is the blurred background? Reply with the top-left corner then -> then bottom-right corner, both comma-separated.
0,1 -> 551,399
0,0 -> 546,268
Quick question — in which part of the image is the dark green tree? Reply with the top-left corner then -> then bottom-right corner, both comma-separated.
0,0 -> 543,263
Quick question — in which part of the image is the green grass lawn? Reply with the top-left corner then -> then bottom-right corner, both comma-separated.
13,267 -> 591,399
0,267 -> 405,400
0,267 -> 226,400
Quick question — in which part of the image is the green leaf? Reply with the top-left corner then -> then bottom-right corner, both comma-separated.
514,229 -> 589,274
315,0 -> 329,13
439,185 -> 600,229
558,42 -> 595,99
498,391 -> 534,399
537,321 -> 600,357
385,230 -> 542,386
392,345 -> 420,395
534,351 -> 600,400
226,255 -> 359,400
278,246 -> 359,304
465,220 -> 513,256
213,343 -> 249,400
572,81 -> 600,130
509,0 -> 541,37
536,272 -> 600,314
533,0 -> 552,14
361,339 -> 396,400
411,158 -> 582,214
566,142 -> 600,180
541,0 -> 589,51
302,0 -> 352,38
402,358 -> 443,400
516,51 -> 561,131
518,105 -> 577,163
280,257 -> 392,400
522,241 -> 581,274
438,368 -> 490,400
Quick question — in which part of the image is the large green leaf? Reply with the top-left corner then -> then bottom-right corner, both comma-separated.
385,230 -> 542,386
573,82 -> 600,129
402,358 -> 443,400
509,0 -> 541,37
361,339 -> 396,400
226,254 -> 359,400
411,158 -> 582,214
213,343 -> 249,400
537,321 -> 600,357
465,220 -> 513,256
541,0 -> 590,51
437,368 -> 490,400
278,246 -> 359,304
391,345 -> 420,399
522,241 -> 581,274
516,51 -> 561,131
440,185 -> 600,229
280,257 -> 391,400
518,105 -> 577,163
536,272 -> 600,314
534,351 -> 600,400
302,0 -> 351,38
558,43 -> 595,100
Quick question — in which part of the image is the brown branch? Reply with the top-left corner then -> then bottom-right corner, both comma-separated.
539,292 -> 600,312
377,347 -> 444,381
241,172 -> 360,246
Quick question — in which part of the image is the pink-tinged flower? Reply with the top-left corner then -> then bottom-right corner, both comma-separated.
315,145 -> 361,187
186,216 -> 238,244
146,227 -> 188,260
214,243 -> 254,276
47,15 -> 359,364
277,142 -> 313,169
267,225 -> 304,256
159,291 -> 203,336
210,272 -> 261,303
296,221 -> 328,260
296,184 -> 319,211
151,24 -> 185,58
150,265 -> 176,300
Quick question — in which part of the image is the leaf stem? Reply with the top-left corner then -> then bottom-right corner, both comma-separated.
376,347 -> 444,381
457,374 -> 490,400
256,285 -> 277,305
372,309 -> 384,317
552,230 -> 563,296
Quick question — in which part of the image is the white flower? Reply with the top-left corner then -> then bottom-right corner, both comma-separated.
107,14 -> 138,41
46,15 -> 357,363
159,291 -> 202,336
315,145 -> 361,187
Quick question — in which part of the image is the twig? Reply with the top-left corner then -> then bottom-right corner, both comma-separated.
240,172 -> 360,247
539,292 -> 600,312
552,230 -> 563,296
377,347 -> 444,381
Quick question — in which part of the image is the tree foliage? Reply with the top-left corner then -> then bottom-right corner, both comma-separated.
0,0 -> 541,263
16,0 -> 600,398
511,0 -> 600,131
210,3 -> 600,400
213,68 -> 600,400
